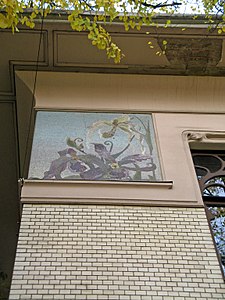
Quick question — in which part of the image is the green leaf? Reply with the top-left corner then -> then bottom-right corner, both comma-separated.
0,13 -> 9,28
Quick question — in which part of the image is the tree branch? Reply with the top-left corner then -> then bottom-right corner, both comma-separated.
141,1 -> 182,9
79,0 -> 96,10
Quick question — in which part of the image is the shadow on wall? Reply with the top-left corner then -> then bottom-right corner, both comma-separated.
0,270 -> 10,300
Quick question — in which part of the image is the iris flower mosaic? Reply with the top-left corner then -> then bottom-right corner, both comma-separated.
28,111 -> 162,181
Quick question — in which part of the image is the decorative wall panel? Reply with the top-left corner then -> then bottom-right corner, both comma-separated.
29,111 -> 161,182
55,32 -> 168,66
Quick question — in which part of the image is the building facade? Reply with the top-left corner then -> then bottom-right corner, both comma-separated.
1,14 -> 225,299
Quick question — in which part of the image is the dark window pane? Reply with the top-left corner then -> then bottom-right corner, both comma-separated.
193,155 -> 222,173
195,166 -> 207,179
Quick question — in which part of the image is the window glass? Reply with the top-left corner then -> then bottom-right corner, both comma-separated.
28,111 -> 162,182
208,206 -> 225,274
192,152 -> 225,197
192,151 -> 225,276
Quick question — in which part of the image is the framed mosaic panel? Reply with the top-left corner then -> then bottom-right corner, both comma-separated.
28,111 -> 162,182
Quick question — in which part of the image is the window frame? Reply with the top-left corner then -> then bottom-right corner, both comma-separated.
187,133 -> 225,280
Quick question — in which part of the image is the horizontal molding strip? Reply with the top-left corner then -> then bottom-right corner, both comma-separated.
21,197 -> 202,207
23,179 -> 173,187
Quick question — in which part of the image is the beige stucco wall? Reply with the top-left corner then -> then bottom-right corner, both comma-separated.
16,71 -> 225,114
18,108 -> 225,206
15,71 -> 225,207
19,112 -> 225,208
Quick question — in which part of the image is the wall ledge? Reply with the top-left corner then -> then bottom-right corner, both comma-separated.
23,179 -> 173,187
19,179 -> 202,207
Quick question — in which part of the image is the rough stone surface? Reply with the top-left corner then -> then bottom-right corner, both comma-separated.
9,204 -> 225,299
158,38 -> 222,74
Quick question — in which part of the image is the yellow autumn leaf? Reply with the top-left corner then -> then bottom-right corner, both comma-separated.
0,13 -> 9,28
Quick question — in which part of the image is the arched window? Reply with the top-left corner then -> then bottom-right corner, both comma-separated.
192,151 -> 225,276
